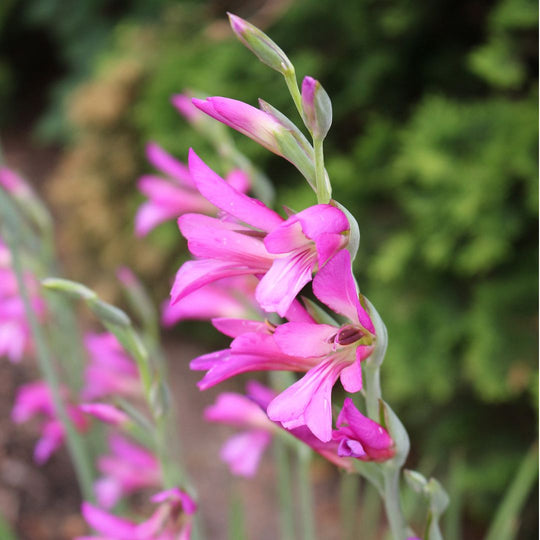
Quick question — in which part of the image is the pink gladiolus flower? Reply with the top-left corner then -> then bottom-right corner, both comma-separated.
191,250 -> 375,442
205,381 -> 353,476
94,434 -> 161,509
79,487 -> 196,540
82,333 -> 140,400
332,398 -> 394,461
171,150 -> 349,317
12,381 -> 88,464
135,142 -> 250,236
162,275 -> 259,326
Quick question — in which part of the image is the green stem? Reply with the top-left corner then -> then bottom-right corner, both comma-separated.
339,473 -> 359,540
364,363 -> 382,421
283,69 -> 304,119
383,467 -> 407,540
314,138 -> 331,203
4,227 -> 95,501
274,437 -> 296,540
297,445 -> 316,540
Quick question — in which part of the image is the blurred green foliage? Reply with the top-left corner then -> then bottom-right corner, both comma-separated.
2,0 -> 537,536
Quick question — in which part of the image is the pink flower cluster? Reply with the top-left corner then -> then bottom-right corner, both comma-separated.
157,92 -> 395,469
11,330 -> 195,538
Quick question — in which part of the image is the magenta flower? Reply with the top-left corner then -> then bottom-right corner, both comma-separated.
94,433 -> 161,509
205,381 -> 353,476
333,398 -> 394,461
0,167 -> 31,196
78,487 -> 196,540
171,150 -> 349,316
82,332 -> 140,400
162,275 -> 259,326
191,250 -> 375,442
11,381 -> 88,464
135,141 -> 250,236
171,93 -> 204,124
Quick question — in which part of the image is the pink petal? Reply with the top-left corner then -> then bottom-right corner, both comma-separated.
256,249 -> 316,316
221,430 -> 272,477
264,219 -> 309,254
339,354 -> 363,393
94,477 -> 122,509
146,142 -> 194,186
34,420 -> 64,464
178,213 -> 272,263
192,97 -> 281,154
267,359 -> 343,442
81,502 -> 137,539
273,322 -> 336,358
162,286 -> 248,326
295,204 -> 349,241
284,298 -> 316,323
212,318 -> 269,338
79,403 -> 129,426
135,201 -> 178,237
188,149 -> 283,231
204,392 -> 269,427
225,169 -> 250,193
313,250 -> 374,333
171,259 -> 267,304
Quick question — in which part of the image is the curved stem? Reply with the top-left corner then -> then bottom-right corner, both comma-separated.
383,466 -> 408,540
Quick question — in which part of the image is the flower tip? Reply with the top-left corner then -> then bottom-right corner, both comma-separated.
227,12 -> 246,34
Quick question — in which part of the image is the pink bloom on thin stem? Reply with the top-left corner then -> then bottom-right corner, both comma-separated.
11,381 -> 88,464
79,487 -> 196,540
171,150 -> 348,317
333,398 -> 394,461
135,141 -> 250,236
94,434 -> 161,509
82,332 -> 140,400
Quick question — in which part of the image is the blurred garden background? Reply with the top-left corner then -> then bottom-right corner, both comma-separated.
0,0 -> 537,538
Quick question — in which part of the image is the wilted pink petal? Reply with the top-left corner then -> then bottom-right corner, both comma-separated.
333,398 -> 395,461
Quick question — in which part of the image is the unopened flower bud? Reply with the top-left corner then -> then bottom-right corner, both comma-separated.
228,13 -> 294,75
301,76 -> 332,140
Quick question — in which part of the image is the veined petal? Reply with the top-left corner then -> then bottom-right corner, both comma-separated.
256,249 -> 316,317
171,259 -> 267,304
188,150 -> 282,231
178,213 -> 272,263
212,318 -> 269,338
295,204 -> 349,240
192,97 -> 282,154
146,142 -> 194,187
313,250 -> 374,333
267,359 -> 344,442
191,333 -> 312,389
339,352 -> 363,393
273,322 -> 336,358
264,219 -> 309,254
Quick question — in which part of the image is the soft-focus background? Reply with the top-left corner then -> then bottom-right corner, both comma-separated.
0,0 -> 537,538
